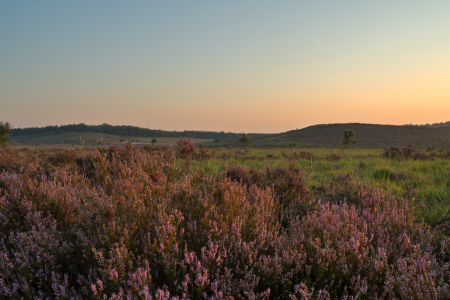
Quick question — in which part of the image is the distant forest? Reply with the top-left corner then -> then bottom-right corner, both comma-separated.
10,123 -> 269,140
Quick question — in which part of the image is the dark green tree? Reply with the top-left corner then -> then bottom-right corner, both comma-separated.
0,121 -> 12,145
151,138 -> 157,145
239,132 -> 251,146
340,129 -> 356,147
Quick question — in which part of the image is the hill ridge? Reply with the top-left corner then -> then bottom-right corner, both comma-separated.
215,123 -> 450,148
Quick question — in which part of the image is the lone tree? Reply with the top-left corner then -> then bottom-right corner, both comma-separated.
0,121 -> 12,145
151,138 -> 157,145
340,129 -> 356,147
239,132 -> 251,147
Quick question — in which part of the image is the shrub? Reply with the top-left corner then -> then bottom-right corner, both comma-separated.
292,151 -> 315,160
0,122 -> 11,145
327,152 -> 342,161
339,129 -> 356,147
226,165 -> 252,186
144,144 -> 162,152
239,132 -> 251,147
0,121 -> 12,144
0,144 -> 449,299
249,162 -> 312,222
0,146 -> 23,172
384,144 -> 430,160
176,136 -> 195,158
46,149 -> 76,166
192,146 -> 212,160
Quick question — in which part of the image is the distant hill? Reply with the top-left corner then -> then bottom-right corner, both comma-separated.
210,123 -> 450,148
10,123 -> 269,140
412,121 -> 450,128
10,123 -> 450,148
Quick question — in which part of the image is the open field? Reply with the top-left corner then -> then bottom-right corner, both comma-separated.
205,123 -> 450,148
11,131 -> 212,147
1,143 -> 450,298
185,147 -> 450,225
11,123 -> 450,149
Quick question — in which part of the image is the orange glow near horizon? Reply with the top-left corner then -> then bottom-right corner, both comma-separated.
1,2 -> 450,133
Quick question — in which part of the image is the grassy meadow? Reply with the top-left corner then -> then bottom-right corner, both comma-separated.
204,123 -> 450,148
1,141 -> 450,299
185,147 -> 450,225
11,131 -> 212,147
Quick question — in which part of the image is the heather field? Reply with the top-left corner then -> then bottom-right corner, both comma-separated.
1,141 -> 450,299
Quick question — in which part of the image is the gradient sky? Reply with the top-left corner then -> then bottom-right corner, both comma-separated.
1,1 -> 450,133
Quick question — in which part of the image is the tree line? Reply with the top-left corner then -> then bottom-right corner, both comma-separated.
9,123 -> 269,140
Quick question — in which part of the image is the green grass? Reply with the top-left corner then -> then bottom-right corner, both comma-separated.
9,141 -> 449,226
204,123 -> 450,148
12,132 -> 211,147
180,147 -> 450,225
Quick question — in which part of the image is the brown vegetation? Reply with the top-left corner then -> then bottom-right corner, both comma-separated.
0,144 -> 450,299
254,123 -> 450,148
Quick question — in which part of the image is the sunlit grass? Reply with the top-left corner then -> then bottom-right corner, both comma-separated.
182,147 -> 450,225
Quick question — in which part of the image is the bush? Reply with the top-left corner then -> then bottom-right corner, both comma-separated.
226,165 -> 252,186
176,136 -> 195,158
0,121 -> 12,144
239,132 -> 251,147
327,152 -> 342,161
339,129 -> 356,147
384,144 -> 430,160
192,146 -> 212,160
292,151 -> 315,160
0,145 -> 449,299
46,149 -> 76,166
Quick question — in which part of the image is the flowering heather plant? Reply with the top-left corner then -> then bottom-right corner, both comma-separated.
192,147 -> 212,160
0,145 -> 33,173
176,137 -> 195,159
226,165 -> 252,186
144,144 -> 162,152
291,151 -> 315,161
382,144 -> 439,160
326,153 -> 342,161
46,149 -> 76,166
0,144 -> 449,299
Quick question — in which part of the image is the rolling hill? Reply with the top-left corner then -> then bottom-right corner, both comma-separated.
207,123 -> 450,148
10,123 -> 450,148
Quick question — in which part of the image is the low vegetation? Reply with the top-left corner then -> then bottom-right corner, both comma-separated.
0,121 -> 12,145
208,123 -> 450,148
10,123 -> 268,140
339,129 -> 356,147
10,132 -> 212,147
1,140 -> 450,299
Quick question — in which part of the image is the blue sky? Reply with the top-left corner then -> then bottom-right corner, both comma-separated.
1,1 -> 450,132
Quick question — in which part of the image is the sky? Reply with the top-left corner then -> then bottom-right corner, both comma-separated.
1,1 -> 450,133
